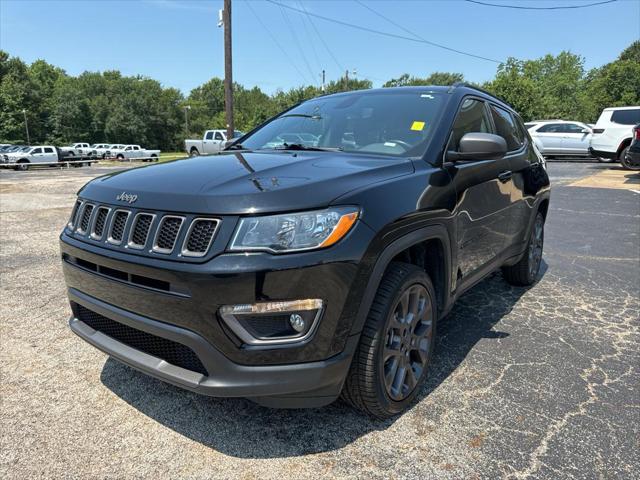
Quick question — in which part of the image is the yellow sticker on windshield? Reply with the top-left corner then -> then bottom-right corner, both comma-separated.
411,121 -> 425,131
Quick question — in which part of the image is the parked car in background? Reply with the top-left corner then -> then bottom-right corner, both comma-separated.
526,120 -> 594,159
621,124 -> 640,170
589,106 -> 640,163
91,144 -> 112,158
1,145 -> 68,171
61,143 -> 96,157
185,129 -> 245,156
110,144 -> 160,161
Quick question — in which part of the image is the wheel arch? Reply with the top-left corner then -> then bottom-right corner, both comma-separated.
350,225 -> 452,335
617,137 -> 632,159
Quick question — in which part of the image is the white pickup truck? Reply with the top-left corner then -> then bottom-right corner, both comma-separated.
90,143 -> 112,158
0,145 -> 81,171
184,129 -> 244,157
110,144 -> 161,162
61,143 -> 96,157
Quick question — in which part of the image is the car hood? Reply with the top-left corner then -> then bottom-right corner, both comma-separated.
79,151 -> 414,214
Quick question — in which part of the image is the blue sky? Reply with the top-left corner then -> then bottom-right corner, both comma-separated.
1,0 -> 638,94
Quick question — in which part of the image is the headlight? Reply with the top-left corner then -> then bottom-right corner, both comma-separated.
229,207 -> 359,253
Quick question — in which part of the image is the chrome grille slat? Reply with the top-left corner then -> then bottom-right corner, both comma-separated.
77,204 -> 95,234
91,207 -> 110,240
182,218 -> 220,257
108,210 -> 130,245
152,216 -> 184,254
128,213 -> 155,249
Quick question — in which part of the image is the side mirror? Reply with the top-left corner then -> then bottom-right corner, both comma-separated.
446,132 -> 507,162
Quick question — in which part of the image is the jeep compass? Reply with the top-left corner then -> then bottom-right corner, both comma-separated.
60,85 -> 550,418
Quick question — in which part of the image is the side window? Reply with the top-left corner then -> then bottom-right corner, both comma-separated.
205,131 -> 214,140
449,98 -> 491,151
537,123 -> 562,133
489,105 -> 523,151
125,146 -> 131,151
214,132 -> 224,141
611,109 -> 640,125
564,123 -> 586,133
133,146 -> 140,150
44,147 -> 54,153
31,148 -> 42,154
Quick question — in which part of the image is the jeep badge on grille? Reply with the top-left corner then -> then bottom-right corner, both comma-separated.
116,192 -> 138,204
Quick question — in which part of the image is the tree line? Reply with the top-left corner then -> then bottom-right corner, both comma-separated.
0,41 -> 637,150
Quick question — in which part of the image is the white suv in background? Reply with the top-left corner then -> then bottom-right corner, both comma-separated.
525,120 -> 594,158
589,106 -> 640,162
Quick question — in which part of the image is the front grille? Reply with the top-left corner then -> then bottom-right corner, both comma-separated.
78,204 -> 94,233
91,207 -> 110,239
109,210 -> 129,244
183,219 -> 219,256
75,304 -> 208,376
68,200 -> 220,259
129,214 -> 154,248
154,216 -> 184,253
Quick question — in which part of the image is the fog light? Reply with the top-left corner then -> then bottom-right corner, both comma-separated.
219,299 -> 324,345
289,313 -> 306,333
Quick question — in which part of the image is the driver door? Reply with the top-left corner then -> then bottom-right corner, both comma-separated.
447,98 -> 514,280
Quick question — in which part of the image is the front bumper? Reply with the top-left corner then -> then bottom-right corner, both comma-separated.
69,288 -> 357,407
60,223 -> 373,405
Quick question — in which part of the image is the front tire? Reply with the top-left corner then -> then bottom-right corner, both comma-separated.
342,262 -> 437,419
14,160 -> 29,171
619,147 -> 639,170
502,212 -> 545,286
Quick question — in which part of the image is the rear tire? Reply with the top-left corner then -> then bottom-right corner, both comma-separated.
619,147 -> 639,170
341,262 -> 437,419
190,148 -> 199,157
14,160 -> 29,171
502,212 -> 545,286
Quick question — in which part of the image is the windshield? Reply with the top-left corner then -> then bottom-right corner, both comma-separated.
239,90 -> 447,158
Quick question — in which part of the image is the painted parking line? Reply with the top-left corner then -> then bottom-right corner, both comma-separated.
568,168 -> 640,190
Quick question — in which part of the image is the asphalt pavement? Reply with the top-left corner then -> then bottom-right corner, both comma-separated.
0,162 -> 638,479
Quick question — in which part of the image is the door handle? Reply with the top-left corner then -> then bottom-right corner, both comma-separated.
497,170 -> 512,183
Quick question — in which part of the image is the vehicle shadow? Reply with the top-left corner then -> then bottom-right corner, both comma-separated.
100,264 -> 545,459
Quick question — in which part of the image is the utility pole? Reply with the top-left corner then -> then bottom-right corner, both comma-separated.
183,105 -> 191,136
345,69 -> 349,90
222,0 -> 234,139
321,69 -> 326,93
22,109 -> 30,146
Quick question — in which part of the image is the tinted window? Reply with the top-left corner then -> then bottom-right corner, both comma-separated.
449,98 -> 491,151
31,148 -> 42,154
241,90 -> 447,158
611,109 -> 640,125
564,123 -> 587,133
205,131 -> 214,140
489,105 -> 523,151
214,132 -> 224,141
44,147 -> 54,153
537,123 -> 564,133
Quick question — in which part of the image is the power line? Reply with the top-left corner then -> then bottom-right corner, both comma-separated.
264,0 -> 502,64
298,0 -> 345,73
355,0 -> 425,41
464,0 -> 618,10
277,3 -> 318,85
295,0 -> 323,76
245,1 -> 309,85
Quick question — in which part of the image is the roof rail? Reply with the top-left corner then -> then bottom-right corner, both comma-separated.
449,82 -> 514,109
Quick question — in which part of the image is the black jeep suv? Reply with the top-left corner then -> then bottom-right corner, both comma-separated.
60,85 -> 550,418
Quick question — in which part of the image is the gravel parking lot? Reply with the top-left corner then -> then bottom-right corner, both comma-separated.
1,162 -> 638,479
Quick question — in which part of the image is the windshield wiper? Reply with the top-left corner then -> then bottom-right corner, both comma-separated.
225,143 -> 248,150
274,143 -> 343,152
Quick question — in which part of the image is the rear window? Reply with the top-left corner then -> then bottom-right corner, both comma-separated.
611,109 -> 640,125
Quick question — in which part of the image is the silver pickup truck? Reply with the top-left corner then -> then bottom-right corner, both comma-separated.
184,129 -> 244,157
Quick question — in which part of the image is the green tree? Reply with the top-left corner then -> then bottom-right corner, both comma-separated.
383,72 -> 464,87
